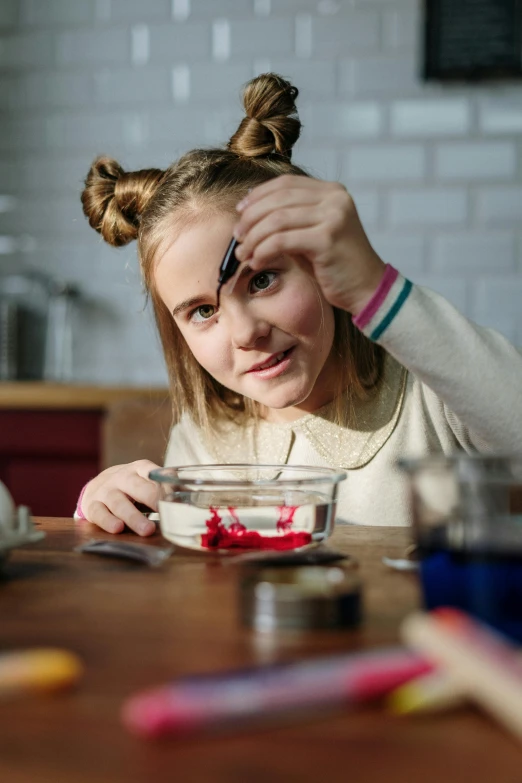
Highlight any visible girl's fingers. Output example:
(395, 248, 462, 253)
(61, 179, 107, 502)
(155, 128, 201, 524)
(120, 472, 160, 512)
(131, 460, 162, 481)
(104, 491, 157, 536)
(80, 460, 162, 533)
(238, 174, 321, 209)
(235, 206, 320, 262)
(235, 186, 322, 240)
(244, 226, 327, 269)
(88, 500, 126, 535)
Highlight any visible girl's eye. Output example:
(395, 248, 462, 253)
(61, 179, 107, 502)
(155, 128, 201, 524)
(251, 271, 276, 293)
(191, 304, 215, 323)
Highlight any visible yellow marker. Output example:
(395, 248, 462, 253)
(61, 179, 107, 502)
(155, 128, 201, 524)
(390, 648, 522, 716)
(0, 649, 83, 698)
(388, 669, 466, 714)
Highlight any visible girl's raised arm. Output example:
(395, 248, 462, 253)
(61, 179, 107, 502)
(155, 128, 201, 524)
(353, 268, 522, 454)
(234, 174, 522, 454)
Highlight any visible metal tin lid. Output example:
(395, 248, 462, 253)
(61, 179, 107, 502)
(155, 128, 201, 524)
(239, 565, 362, 632)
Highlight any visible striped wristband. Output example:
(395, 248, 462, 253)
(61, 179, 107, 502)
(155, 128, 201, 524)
(352, 264, 412, 341)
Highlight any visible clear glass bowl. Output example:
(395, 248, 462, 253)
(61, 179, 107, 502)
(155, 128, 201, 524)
(149, 464, 347, 553)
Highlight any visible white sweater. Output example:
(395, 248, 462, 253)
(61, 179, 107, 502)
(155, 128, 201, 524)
(164, 271, 522, 527)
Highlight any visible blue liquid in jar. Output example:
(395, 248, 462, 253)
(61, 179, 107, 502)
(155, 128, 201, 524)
(420, 545, 522, 642)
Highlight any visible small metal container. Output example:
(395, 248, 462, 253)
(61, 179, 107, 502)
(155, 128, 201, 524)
(239, 565, 362, 632)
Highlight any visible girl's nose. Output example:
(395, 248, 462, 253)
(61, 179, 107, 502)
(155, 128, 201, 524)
(226, 305, 271, 350)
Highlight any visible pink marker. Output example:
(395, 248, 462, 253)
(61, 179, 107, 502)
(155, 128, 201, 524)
(121, 647, 432, 738)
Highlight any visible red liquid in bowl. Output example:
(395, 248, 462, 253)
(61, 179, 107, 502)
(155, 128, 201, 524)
(201, 505, 312, 550)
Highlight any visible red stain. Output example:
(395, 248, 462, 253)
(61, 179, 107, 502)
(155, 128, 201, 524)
(276, 505, 297, 533)
(200, 505, 311, 550)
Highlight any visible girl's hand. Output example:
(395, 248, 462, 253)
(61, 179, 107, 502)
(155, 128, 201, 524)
(78, 460, 160, 536)
(233, 175, 386, 315)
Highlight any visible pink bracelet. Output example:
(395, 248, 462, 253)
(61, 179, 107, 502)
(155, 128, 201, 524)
(75, 482, 90, 520)
(352, 264, 398, 330)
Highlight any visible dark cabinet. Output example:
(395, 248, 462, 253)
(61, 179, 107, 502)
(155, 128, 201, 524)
(0, 410, 102, 517)
(0, 385, 171, 518)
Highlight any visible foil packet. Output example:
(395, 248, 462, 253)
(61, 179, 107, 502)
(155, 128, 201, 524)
(75, 539, 173, 567)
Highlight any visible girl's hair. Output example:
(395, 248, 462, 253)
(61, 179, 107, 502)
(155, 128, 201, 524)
(81, 73, 384, 433)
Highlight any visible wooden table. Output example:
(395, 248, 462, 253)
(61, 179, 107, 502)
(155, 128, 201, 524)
(0, 519, 520, 782)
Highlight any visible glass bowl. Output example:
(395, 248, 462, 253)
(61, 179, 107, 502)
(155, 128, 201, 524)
(149, 464, 347, 553)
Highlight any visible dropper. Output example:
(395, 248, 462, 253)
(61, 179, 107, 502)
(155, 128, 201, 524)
(216, 236, 240, 308)
(216, 188, 252, 307)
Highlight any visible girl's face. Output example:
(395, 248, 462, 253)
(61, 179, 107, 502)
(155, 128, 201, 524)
(154, 213, 338, 422)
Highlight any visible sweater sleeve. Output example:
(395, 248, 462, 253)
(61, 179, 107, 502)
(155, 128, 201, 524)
(352, 266, 522, 454)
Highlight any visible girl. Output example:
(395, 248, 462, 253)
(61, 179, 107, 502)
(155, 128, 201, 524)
(78, 73, 522, 536)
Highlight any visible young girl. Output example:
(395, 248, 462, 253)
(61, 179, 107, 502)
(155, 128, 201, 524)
(78, 73, 522, 537)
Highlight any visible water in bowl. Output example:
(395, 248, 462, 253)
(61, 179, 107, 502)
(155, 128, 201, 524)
(159, 489, 334, 552)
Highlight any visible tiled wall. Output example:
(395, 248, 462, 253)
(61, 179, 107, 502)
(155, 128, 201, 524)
(1, 0, 522, 384)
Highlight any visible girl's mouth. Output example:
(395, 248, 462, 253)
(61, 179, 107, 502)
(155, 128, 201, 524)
(247, 347, 295, 379)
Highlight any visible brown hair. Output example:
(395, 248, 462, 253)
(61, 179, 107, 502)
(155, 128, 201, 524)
(81, 73, 384, 434)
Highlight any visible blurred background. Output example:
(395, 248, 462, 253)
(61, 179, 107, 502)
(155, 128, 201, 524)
(1, 0, 522, 514)
(1, 0, 522, 386)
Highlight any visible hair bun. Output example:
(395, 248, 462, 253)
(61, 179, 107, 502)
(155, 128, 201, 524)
(228, 73, 301, 160)
(81, 157, 165, 247)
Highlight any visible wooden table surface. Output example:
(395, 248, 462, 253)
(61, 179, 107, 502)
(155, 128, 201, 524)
(0, 518, 520, 782)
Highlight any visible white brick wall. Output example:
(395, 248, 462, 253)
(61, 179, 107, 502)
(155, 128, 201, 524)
(432, 232, 516, 274)
(371, 233, 426, 278)
(57, 28, 131, 65)
(341, 55, 421, 95)
(0, 116, 49, 151)
(473, 278, 522, 346)
(181, 62, 253, 101)
(382, 5, 421, 49)
(228, 19, 294, 57)
(388, 188, 468, 226)
(0, 0, 19, 27)
(0, 30, 54, 67)
(0, 0, 521, 385)
(8, 71, 95, 109)
(479, 97, 522, 134)
(268, 59, 336, 97)
(46, 111, 149, 151)
(390, 99, 471, 137)
(20, 0, 96, 26)
(94, 67, 172, 105)
(303, 101, 383, 139)
(344, 144, 426, 181)
(109, 0, 171, 23)
(435, 142, 516, 181)
(477, 186, 522, 223)
(311, 11, 380, 55)
(148, 22, 211, 61)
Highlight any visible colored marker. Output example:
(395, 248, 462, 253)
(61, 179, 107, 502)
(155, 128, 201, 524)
(121, 647, 433, 738)
(0, 648, 83, 698)
(388, 669, 466, 714)
(391, 648, 522, 715)
(401, 608, 522, 740)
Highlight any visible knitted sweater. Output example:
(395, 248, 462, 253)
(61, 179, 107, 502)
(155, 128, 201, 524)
(164, 268, 522, 527)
